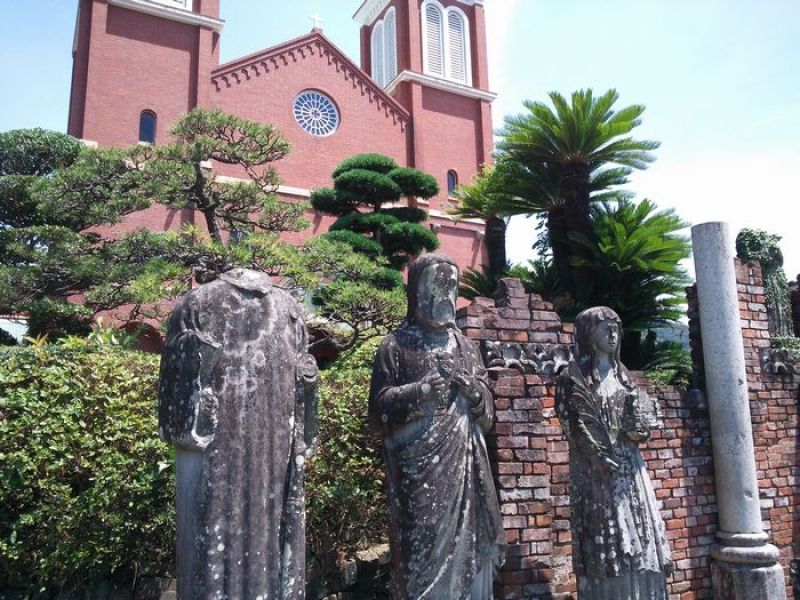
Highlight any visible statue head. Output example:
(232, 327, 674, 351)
(574, 306, 628, 382)
(406, 253, 459, 332)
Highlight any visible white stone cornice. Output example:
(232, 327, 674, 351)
(353, 0, 392, 26)
(107, 0, 225, 32)
(215, 175, 312, 199)
(354, 0, 483, 25)
(385, 70, 497, 102)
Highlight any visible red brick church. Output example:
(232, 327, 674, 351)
(67, 0, 496, 269)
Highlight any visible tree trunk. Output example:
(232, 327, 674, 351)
(562, 163, 595, 303)
(202, 207, 224, 246)
(484, 215, 507, 283)
(193, 162, 224, 246)
(547, 208, 571, 297)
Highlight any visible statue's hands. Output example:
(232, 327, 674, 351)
(452, 372, 482, 407)
(418, 371, 449, 413)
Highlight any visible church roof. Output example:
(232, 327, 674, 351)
(210, 29, 410, 129)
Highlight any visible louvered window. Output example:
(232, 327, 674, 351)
(372, 21, 385, 86)
(371, 8, 397, 88)
(421, 1, 471, 84)
(384, 9, 398, 84)
(424, 4, 444, 77)
(447, 11, 467, 82)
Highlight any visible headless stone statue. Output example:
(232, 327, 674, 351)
(556, 306, 671, 599)
(158, 268, 319, 600)
(369, 253, 505, 600)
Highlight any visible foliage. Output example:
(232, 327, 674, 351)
(450, 165, 513, 283)
(770, 335, 800, 361)
(458, 266, 498, 301)
(508, 259, 563, 302)
(0, 340, 173, 595)
(306, 338, 386, 566)
(0, 115, 306, 337)
(736, 228, 793, 336)
(0, 128, 82, 177)
(0, 333, 394, 595)
(0, 119, 404, 348)
(458, 259, 562, 304)
(495, 89, 659, 299)
(626, 331, 693, 388)
(311, 153, 440, 270)
(568, 198, 690, 330)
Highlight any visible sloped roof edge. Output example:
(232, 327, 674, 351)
(211, 29, 410, 123)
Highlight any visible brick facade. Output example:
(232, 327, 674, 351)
(67, 0, 493, 272)
(458, 263, 798, 599)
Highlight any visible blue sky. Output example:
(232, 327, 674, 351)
(2, 1, 799, 274)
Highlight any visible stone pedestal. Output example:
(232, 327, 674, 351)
(712, 562, 787, 599)
(692, 222, 786, 600)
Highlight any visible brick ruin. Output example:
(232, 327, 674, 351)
(457, 261, 800, 600)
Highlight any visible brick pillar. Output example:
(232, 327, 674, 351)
(458, 279, 577, 599)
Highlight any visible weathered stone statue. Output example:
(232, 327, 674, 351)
(369, 253, 505, 599)
(158, 268, 319, 600)
(556, 306, 671, 599)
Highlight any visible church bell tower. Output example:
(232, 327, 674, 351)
(355, 0, 496, 209)
(68, 0, 224, 147)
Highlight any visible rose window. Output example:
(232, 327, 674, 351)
(293, 90, 339, 137)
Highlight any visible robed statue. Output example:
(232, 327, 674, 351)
(158, 268, 319, 600)
(556, 306, 672, 599)
(369, 253, 505, 599)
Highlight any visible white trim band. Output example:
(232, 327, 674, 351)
(354, 0, 482, 25)
(385, 70, 496, 102)
(107, 0, 225, 32)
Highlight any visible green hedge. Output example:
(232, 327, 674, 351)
(0, 337, 387, 595)
(0, 340, 174, 595)
(307, 339, 387, 563)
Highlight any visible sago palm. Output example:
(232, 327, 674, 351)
(450, 165, 514, 284)
(496, 89, 659, 299)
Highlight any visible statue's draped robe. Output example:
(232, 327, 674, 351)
(158, 270, 317, 600)
(556, 361, 671, 600)
(369, 325, 505, 600)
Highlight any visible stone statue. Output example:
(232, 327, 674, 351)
(369, 253, 505, 600)
(555, 306, 671, 599)
(158, 268, 319, 600)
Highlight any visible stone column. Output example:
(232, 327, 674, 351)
(692, 222, 786, 599)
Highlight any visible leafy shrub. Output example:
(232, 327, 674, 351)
(0, 339, 174, 595)
(387, 167, 439, 198)
(0, 334, 391, 595)
(0, 129, 82, 177)
(306, 339, 387, 566)
(332, 153, 397, 178)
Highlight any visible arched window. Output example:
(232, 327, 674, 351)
(371, 8, 397, 87)
(371, 21, 385, 86)
(422, 2, 445, 77)
(384, 8, 397, 83)
(447, 11, 467, 82)
(138, 110, 157, 144)
(447, 170, 458, 196)
(421, 1, 471, 84)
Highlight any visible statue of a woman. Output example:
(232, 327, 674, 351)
(556, 306, 671, 599)
(369, 253, 505, 599)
